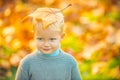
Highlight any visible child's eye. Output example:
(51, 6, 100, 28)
(50, 38, 56, 41)
(37, 38, 43, 40)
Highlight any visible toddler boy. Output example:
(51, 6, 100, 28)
(15, 7, 82, 80)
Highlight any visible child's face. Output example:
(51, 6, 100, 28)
(35, 26, 64, 54)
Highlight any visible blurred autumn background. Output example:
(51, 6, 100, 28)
(0, 0, 120, 80)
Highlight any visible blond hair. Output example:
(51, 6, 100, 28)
(29, 8, 64, 33)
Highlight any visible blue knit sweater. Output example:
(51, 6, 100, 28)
(15, 49, 82, 80)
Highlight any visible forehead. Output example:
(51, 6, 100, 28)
(35, 26, 60, 37)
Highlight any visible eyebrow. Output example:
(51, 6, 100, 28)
(36, 36, 57, 38)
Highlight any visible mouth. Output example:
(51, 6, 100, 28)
(43, 48, 50, 51)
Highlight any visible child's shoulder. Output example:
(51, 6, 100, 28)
(20, 51, 37, 65)
(61, 50, 77, 63)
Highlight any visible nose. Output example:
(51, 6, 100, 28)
(43, 41, 50, 47)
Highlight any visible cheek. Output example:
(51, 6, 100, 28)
(36, 41, 42, 47)
(51, 41, 60, 47)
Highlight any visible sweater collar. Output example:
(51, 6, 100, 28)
(38, 48, 60, 57)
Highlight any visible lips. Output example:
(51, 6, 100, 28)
(43, 48, 50, 51)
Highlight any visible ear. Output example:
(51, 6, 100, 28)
(60, 32, 65, 39)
